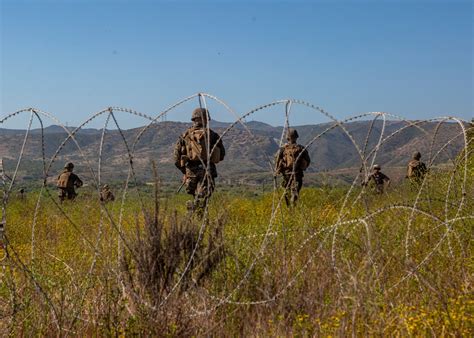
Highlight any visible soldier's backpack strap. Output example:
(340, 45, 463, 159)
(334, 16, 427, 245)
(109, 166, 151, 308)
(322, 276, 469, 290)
(178, 130, 191, 166)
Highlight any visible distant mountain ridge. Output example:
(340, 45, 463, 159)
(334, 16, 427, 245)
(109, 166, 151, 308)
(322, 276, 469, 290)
(0, 119, 467, 184)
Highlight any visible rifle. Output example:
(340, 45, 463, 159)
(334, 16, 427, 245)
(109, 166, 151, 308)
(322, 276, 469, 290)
(176, 181, 186, 193)
(177, 173, 187, 193)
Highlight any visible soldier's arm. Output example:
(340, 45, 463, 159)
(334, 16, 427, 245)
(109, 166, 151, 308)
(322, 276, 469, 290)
(75, 175, 83, 188)
(216, 133, 226, 161)
(421, 162, 428, 173)
(173, 137, 186, 174)
(211, 131, 225, 161)
(219, 139, 225, 161)
(274, 148, 284, 175)
(302, 148, 311, 166)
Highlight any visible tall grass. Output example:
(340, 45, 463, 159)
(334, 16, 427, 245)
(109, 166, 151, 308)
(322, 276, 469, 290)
(0, 170, 472, 335)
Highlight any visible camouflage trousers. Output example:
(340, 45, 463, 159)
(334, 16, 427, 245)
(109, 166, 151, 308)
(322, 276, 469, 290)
(281, 173, 303, 206)
(185, 166, 215, 213)
(408, 176, 424, 187)
(58, 188, 77, 202)
(374, 184, 384, 194)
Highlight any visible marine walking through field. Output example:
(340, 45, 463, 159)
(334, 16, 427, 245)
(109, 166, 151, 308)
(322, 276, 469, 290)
(57, 162, 83, 202)
(275, 128, 311, 207)
(363, 164, 390, 194)
(173, 108, 225, 215)
(406, 151, 427, 185)
(100, 184, 115, 202)
(5, 103, 464, 213)
(18, 188, 26, 200)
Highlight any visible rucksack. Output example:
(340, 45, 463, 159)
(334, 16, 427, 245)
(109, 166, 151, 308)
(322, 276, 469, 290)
(283, 144, 308, 171)
(184, 129, 221, 164)
(57, 172, 73, 189)
(407, 160, 424, 178)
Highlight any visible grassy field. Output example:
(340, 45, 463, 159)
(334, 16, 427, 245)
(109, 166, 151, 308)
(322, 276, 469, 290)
(0, 168, 472, 336)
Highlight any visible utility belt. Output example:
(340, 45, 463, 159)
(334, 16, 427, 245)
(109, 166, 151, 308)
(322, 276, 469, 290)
(184, 159, 218, 178)
(282, 170, 304, 177)
(181, 155, 207, 169)
(185, 160, 206, 170)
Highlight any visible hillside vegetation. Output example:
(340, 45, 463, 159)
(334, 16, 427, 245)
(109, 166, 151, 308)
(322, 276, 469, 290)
(0, 119, 466, 184)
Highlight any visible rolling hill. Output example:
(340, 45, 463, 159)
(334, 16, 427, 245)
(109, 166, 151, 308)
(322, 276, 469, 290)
(0, 119, 468, 186)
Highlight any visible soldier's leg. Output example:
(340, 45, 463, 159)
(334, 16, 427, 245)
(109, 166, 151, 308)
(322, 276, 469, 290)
(195, 170, 213, 216)
(185, 167, 206, 214)
(185, 168, 198, 197)
(287, 175, 296, 206)
(67, 189, 77, 200)
(198, 173, 215, 199)
(408, 178, 418, 192)
(185, 177, 198, 196)
(185, 175, 198, 212)
(58, 188, 66, 203)
(291, 176, 303, 205)
(281, 174, 291, 207)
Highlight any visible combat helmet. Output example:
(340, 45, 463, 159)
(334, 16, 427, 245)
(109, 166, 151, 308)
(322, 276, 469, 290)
(412, 151, 421, 160)
(64, 162, 74, 170)
(191, 108, 210, 122)
(287, 128, 299, 140)
(373, 164, 381, 170)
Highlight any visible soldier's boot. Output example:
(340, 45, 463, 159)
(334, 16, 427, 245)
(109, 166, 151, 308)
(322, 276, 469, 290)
(290, 193, 298, 208)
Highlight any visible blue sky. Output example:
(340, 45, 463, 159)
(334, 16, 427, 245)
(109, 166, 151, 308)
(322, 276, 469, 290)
(1, 0, 472, 129)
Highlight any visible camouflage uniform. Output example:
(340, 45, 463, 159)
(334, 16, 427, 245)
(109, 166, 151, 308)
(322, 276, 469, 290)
(19, 188, 26, 200)
(275, 129, 311, 206)
(406, 152, 427, 185)
(57, 163, 83, 202)
(100, 185, 115, 202)
(364, 165, 390, 194)
(174, 108, 225, 211)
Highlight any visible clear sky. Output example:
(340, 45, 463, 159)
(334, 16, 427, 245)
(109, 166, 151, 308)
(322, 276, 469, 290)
(1, 0, 472, 129)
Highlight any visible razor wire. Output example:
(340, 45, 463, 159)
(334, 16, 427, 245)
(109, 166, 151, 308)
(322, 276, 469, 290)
(0, 94, 472, 330)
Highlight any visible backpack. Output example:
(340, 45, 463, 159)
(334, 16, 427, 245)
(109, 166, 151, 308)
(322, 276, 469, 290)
(184, 129, 221, 164)
(283, 144, 308, 171)
(57, 171, 73, 189)
(407, 160, 424, 178)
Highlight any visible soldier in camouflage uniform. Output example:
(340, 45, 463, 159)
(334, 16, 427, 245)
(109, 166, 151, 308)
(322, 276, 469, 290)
(275, 129, 311, 207)
(406, 151, 427, 184)
(100, 184, 115, 202)
(18, 188, 26, 200)
(363, 164, 390, 194)
(174, 108, 225, 213)
(57, 162, 83, 202)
